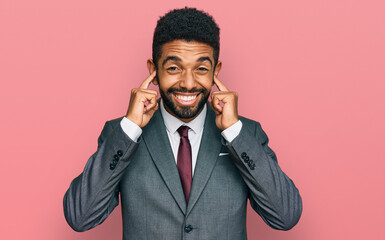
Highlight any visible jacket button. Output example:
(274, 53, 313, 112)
(248, 160, 255, 169)
(114, 154, 119, 161)
(241, 152, 247, 159)
(109, 163, 116, 170)
(184, 225, 193, 233)
(243, 156, 250, 163)
(117, 150, 123, 157)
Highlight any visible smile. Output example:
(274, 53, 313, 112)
(173, 93, 200, 105)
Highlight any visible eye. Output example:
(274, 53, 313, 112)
(167, 66, 179, 72)
(197, 67, 209, 72)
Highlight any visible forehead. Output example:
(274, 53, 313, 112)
(160, 40, 214, 62)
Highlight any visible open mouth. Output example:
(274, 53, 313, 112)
(173, 92, 200, 105)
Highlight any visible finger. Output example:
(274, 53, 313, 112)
(139, 71, 157, 89)
(137, 89, 158, 96)
(213, 91, 238, 104)
(211, 91, 227, 98)
(133, 89, 157, 103)
(214, 75, 229, 92)
(143, 93, 158, 112)
(145, 101, 159, 115)
(132, 88, 158, 95)
(210, 101, 221, 115)
(211, 94, 223, 114)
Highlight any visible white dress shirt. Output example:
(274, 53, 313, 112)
(120, 99, 242, 175)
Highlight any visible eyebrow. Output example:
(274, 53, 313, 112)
(161, 56, 213, 67)
(162, 56, 182, 67)
(197, 56, 213, 67)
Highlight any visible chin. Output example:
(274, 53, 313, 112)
(163, 96, 208, 120)
(160, 85, 210, 120)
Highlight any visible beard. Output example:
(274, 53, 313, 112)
(160, 85, 210, 120)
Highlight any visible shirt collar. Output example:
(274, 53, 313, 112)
(160, 98, 206, 135)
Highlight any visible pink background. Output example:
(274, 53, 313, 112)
(1, 0, 384, 239)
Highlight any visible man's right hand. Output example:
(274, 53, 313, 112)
(125, 71, 159, 128)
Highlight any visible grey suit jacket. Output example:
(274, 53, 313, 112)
(64, 105, 302, 239)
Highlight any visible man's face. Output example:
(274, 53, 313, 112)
(152, 40, 221, 122)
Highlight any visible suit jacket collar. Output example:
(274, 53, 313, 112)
(141, 103, 222, 216)
(186, 105, 222, 215)
(142, 108, 187, 214)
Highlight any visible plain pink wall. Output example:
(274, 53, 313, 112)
(1, 0, 384, 239)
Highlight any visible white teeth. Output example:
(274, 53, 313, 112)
(176, 95, 197, 101)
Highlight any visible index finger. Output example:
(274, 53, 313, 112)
(139, 71, 157, 89)
(214, 75, 229, 92)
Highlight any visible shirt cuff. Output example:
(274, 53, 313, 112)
(120, 117, 142, 142)
(221, 120, 242, 143)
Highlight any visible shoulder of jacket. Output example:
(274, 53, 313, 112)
(238, 115, 261, 129)
(104, 116, 124, 129)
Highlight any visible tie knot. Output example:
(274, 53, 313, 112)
(177, 125, 190, 138)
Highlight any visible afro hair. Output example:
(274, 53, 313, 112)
(152, 7, 220, 69)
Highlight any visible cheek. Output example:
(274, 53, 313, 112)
(158, 74, 177, 88)
(195, 75, 214, 89)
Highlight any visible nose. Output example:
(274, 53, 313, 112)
(179, 70, 197, 90)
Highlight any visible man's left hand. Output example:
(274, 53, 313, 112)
(211, 75, 239, 130)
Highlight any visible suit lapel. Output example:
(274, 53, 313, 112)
(142, 109, 187, 214)
(186, 106, 222, 215)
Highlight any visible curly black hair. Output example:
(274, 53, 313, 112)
(152, 7, 220, 69)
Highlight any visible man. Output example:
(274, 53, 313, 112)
(64, 7, 302, 239)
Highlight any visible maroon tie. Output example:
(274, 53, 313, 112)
(177, 126, 192, 203)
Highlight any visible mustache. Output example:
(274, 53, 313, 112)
(166, 87, 207, 95)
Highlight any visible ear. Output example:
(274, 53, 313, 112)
(213, 61, 222, 84)
(147, 59, 158, 85)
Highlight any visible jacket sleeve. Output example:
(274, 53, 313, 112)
(63, 119, 139, 232)
(225, 119, 302, 230)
